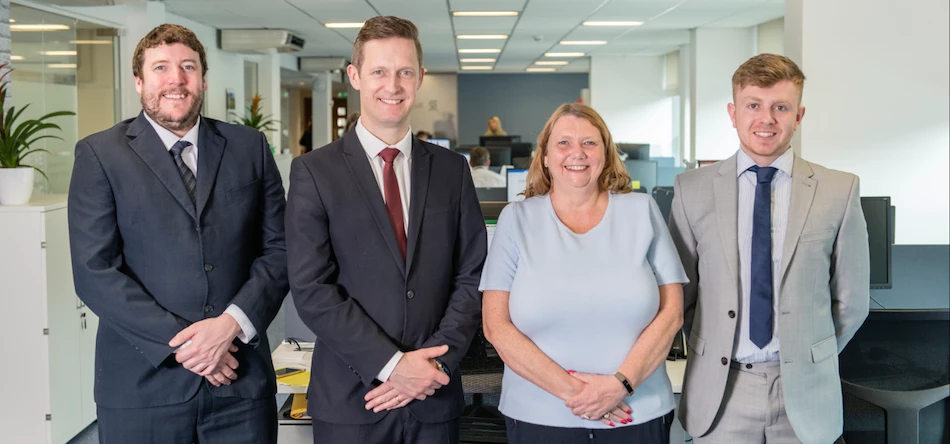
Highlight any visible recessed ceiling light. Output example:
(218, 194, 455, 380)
(461, 66, 493, 71)
(70, 40, 112, 45)
(10, 55, 24, 61)
(41, 50, 77, 56)
(534, 61, 569, 66)
(559, 40, 607, 45)
(457, 35, 508, 40)
(460, 58, 497, 63)
(458, 48, 502, 54)
(11, 24, 70, 31)
(582, 21, 643, 27)
(526, 68, 556, 72)
(325, 22, 364, 29)
(452, 11, 518, 17)
(544, 52, 585, 57)
(47, 63, 77, 69)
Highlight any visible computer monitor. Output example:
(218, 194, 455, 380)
(487, 146, 511, 167)
(509, 142, 532, 158)
(616, 143, 650, 160)
(861, 197, 895, 289)
(506, 169, 527, 202)
(480, 135, 521, 146)
(427, 138, 451, 149)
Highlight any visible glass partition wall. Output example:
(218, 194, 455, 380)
(10, 4, 118, 195)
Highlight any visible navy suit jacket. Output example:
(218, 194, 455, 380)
(286, 130, 486, 424)
(68, 112, 289, 408)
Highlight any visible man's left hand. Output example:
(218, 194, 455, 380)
(169, 314, 242, 376)
(364, 381, 415, 413)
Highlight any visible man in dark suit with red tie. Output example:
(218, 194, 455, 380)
(285, 15, 486, 444)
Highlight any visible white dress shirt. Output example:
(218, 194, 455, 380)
(142, 113, 258, 349)
(354, 119, 413, 381)
(734, 147, 794, 363)
(471, 166, 506, 188)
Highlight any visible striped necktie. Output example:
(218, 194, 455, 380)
(169, 140, 197, 204)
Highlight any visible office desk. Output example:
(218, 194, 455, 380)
(272, 343, 690, 443)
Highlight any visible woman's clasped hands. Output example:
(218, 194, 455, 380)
(565, 370, 633, 427)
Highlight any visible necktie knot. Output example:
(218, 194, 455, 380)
(171, 140, 192, 157)
(379, 147, 400, 164)
(748, 165, 778, 184)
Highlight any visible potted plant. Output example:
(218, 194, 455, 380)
(231, 93, 277, 132)
(0, 63, 76, 205)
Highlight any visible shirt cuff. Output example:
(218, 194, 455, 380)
(224, 304, 257, 344)
(376, 351, 404, 382)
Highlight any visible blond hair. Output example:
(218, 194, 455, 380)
(732, 54, 806, 102)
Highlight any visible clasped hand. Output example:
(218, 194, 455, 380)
(169, 314, 242, 387)
(565, 371, 633, 426)
(363, 345, 450, 413)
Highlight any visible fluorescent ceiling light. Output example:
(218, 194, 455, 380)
(452, 11, 518, 17)
(534, 61, 569, 66)
(544, 52, 585, 57)
(10, 55, 24, 61)
(461, 66, 493, 71)
(460, 58, 496, 63)
(458, 48, 502, 54)
(457, 35, 508, 40)
(325, 22, 364, 29)
(70, 40, 112, 45)
(11, 24, 70, 31)
(582, 21, 643, 27)
(47, 63, 77, 69)
(559, 40, 607, 45)
(526, 68, 556, 72)
(41, 50, 77, 56)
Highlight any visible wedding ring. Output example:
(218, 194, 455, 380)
(582, 414, 591, 420)
(604, 413, 611, 419)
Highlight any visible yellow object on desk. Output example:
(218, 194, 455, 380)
(277, 370, 311, 387)
(290, 394, 311, 420)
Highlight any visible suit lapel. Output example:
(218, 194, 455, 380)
(713, 155, 740, 287)
(405, 139, 431, 269)
(342, 132, 406, 276)
(126, 112, 197, 221)
(195, 117, 225, 218)
(780, 156, 817, 282)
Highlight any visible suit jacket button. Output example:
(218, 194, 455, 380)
(406, 290, 415, 299)
(204, 263, 214, 272)
(728, 310, 736, 318)
(721, 357, 728, 365)
(204, 305, 214, 313)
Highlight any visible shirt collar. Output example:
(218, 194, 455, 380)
(736, 146, 794, 178)
(143, 112, 200, 152)
(355, 118, 413, 160)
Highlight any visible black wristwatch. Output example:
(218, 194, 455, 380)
(614, 371, 635, 396)
(433, 358, 451, 377)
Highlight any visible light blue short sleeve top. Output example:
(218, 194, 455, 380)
(479, 192, 688, 428)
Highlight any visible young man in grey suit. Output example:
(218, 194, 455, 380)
(285, 16, 486, 444)
(669, 54, 870, 444)
(68, 24, 288, 443)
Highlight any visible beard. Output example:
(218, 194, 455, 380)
(141, 87, 203, 133)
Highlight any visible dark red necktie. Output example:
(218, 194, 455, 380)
(378, 148, 406, 261)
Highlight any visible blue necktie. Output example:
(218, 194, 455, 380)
(169, 140, 197, 205)
(749, 165, 778, 349)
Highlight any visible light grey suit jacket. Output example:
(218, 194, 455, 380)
(669, 153, 869, 444)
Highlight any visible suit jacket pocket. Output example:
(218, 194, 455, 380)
(811, 334, 837, 363)
(799, 229, 836, 243)
(226, 180, 259, 204)
(688, 330, 706, 356)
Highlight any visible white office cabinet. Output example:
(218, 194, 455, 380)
(0, 195, 98, 444)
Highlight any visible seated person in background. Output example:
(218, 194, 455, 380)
(484, 116, 507, 136)
(469, 146, 506, 188)
(415, 130, 433, 141)
(479, 103, 688, 443)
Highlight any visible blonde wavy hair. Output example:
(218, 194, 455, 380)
(524, 103, 632, 198)
(484, 116, 507, 136)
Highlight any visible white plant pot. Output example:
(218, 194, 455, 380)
(0, 167, 36, 205)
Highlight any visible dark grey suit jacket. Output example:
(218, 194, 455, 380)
(68, 112, 289, 408)
(286, 130, 486, 424)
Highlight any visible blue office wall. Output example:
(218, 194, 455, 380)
(457, 73, 589, 147)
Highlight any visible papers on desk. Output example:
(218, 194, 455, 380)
(276, 370, 311, 387)
(273, 341, 313, 371)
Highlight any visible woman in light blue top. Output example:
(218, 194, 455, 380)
(480, 103, 688, 443)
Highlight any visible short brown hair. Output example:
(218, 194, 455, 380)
(133, 24, 207, 78)
(469, 146, 490, 167)
(351, 16, 423, 71)
(524, 103, 632, 198)
(732, 54, 805, 102)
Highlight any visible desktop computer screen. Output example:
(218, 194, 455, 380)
(506, 169, 527, 202)
(487, 146, 512, 167)
(480, 135, 521, 146)
(427, 138, 451, 149)
(861, 197, 895, 289)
